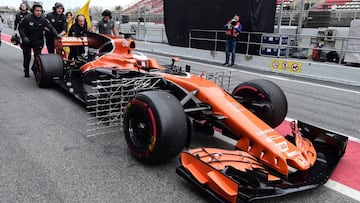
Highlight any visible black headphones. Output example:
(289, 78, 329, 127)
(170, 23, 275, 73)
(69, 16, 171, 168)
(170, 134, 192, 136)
(52, 2, 65, 12)
(75, 14, 88, 30)
(30, 2, 43, 13)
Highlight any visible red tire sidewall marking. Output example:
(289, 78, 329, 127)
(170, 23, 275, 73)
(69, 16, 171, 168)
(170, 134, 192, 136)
(127, 98, 157, 158)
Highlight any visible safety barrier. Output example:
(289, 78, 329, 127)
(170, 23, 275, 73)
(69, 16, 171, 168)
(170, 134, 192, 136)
(188, 29, 360, 65)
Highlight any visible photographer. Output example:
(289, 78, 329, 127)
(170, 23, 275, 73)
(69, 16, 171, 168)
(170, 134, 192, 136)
(223, 14, 242, 67)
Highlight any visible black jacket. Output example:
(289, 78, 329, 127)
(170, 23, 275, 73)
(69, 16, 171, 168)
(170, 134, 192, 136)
(14, 11, 30, 30)
(68, 23, 88, 60)
(18, 14, 58, 45)
(45, 12, 67, 35)
(68, 23, 87, 37)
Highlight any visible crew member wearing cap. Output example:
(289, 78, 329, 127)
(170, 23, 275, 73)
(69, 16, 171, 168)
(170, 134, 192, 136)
(91, 9, 118, 36)
(45, 2, 67, 53)
(18, 3, 60, 77)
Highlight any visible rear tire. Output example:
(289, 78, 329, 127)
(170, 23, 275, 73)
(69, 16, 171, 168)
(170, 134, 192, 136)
(123, 91, 188, 163)
(33, 54, 63, 88)
(232, 79, 287, 128)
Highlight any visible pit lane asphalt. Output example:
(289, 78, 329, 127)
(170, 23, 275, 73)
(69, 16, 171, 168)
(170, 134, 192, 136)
(0, 40, 359, 203)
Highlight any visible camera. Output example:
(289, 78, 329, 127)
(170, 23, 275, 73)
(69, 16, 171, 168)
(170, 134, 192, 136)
(11, 34, 21, 45)
(231, 19, 237, 26)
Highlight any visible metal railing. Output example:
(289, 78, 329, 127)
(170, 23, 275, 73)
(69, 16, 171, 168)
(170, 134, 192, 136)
(275, 9, 360, 27)
(132, 25, 168, 43)
(188, 28, 360, 64)
(118, 24, 168, 43)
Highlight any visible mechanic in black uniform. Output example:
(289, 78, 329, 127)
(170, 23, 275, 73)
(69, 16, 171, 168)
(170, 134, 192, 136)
(68, 14, 88, 61)
(18, 3, 60, 78)
(14, 3, 30, 36)
(91, 9, 118, 36)
(45, 2, 67, 53)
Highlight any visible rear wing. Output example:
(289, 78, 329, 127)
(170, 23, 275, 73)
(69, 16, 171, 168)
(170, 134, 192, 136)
(55, 37, 89, 47)
(55, 33, 113, 60)
(55, 32, 114, 50)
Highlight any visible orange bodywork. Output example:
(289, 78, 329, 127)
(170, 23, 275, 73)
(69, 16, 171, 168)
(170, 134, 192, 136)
(46, 33, 348, 202)
(57, 34, 317, 176)
(158, 73, 317, 176)
(79, 37, 164, 73)
(180, 148, 282, 203)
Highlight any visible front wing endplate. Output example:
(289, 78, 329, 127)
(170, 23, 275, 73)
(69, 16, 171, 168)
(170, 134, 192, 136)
(177, 121, 348, 202)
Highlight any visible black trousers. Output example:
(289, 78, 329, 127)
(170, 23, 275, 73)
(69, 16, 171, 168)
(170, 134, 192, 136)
(45, 34, 55, 54)
(22, 43, 43, 75)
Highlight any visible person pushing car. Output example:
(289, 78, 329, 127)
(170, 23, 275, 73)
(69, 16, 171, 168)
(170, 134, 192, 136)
(18, 3, 60, 78)
(68, 14, 88, 61)
(45, 2, 67, 53)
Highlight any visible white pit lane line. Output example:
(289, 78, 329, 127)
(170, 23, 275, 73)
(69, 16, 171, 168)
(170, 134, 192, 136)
(325, 180, 360, 201)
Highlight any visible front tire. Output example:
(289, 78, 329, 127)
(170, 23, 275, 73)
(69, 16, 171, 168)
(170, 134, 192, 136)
(33, 54, 63, 88)
(123, 91, 188, 163)
(232, 79, 287, 128)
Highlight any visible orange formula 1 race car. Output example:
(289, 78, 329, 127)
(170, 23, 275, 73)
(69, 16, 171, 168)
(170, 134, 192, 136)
(32, 32, 348, 202)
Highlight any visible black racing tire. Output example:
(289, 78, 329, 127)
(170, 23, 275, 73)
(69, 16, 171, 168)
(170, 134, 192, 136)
(33, 54, 63, 88)
(123, 91, 188, 164)
(231, 79, 287, 128)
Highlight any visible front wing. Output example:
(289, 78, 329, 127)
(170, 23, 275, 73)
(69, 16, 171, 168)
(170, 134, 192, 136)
(176, 121, 348, 203)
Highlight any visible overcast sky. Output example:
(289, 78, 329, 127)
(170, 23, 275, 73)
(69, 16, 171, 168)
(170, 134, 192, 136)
(0, 0, 137, 11)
